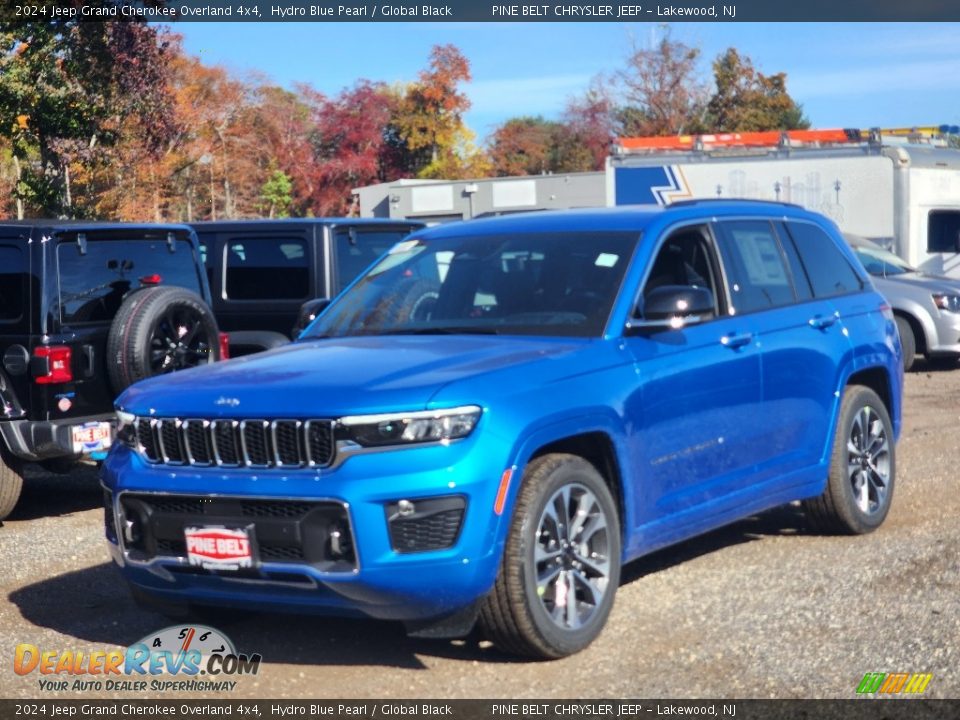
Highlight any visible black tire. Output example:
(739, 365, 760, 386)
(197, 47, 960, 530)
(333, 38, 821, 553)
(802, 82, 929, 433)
(895, 315, 916, 372)
(0, 449, 25, 520)
(107, 286, 220, 395)
(804, 385, 895, 535)
(480, 454, 621, 659)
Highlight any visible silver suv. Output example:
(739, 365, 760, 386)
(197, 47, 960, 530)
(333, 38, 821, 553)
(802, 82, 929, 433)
(848, 234, 960, 370)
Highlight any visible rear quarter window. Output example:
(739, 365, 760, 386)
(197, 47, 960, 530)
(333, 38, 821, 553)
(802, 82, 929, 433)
(715, 220, 795, 314)
(0, 243, 26, 322)
(785, 222, 864, 298)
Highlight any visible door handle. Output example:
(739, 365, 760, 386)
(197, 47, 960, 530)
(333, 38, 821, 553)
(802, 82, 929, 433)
(809, 314, 838, 330)
(721, 332, 753, 349)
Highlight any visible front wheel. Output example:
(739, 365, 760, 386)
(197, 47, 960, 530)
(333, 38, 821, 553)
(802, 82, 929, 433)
(480, 454, 620, 659)
(804, 385, 895, 534)
(895, 316, 916, 371)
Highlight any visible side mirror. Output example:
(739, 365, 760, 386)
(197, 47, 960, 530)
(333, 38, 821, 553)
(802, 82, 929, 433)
(627, 285, 715, 334)
(292, 297, 331, 338)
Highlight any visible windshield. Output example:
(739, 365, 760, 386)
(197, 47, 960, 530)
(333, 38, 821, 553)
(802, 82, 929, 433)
(304, 231, 639, 339)
(853, 244, 914, 277)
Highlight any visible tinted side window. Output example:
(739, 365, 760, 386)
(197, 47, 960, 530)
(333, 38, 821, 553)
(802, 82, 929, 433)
(0, 244, 25, 322)
(785, 222, 863, 298)
(642, 225, 720, 316)
(774, 222, 814, 301)
(715, 220, 795, 314)
(58, 239, 202, 324)
(225, 237, 309, 300)
(928, 210, 960, 253)
(334, 229, 416, 290)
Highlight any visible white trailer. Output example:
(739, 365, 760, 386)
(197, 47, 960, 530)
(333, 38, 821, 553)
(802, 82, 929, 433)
(606, 131, 960, 277)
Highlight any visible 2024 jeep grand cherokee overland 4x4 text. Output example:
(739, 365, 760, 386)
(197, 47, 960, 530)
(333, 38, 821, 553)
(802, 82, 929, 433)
(0, 222, 223, 519)
(103, 201, 903, 659)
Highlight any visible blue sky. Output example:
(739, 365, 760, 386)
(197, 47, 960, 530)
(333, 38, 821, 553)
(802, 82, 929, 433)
(175, 22, 960, 141)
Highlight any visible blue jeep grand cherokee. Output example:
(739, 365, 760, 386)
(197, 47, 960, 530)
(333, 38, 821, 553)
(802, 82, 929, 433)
(103, 201, 902, 658)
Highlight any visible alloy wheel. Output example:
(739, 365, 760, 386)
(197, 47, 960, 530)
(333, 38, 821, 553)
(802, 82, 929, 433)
(533, 483, 612, 630)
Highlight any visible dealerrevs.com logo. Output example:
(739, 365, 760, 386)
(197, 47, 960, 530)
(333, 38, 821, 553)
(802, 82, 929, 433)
(14, 625, 261, 692)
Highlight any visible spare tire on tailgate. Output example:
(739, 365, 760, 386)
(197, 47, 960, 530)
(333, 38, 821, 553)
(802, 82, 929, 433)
(107, 286, 221, 395)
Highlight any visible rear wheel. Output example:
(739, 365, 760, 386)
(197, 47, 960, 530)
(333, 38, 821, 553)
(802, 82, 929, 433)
(480, 454, 620, 659)
(0, 449, 25, 520)
(804, 385, 895, 534)
(895, 316, 916, 371)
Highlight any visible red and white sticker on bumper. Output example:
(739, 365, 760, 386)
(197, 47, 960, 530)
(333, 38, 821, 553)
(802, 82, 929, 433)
(184, 527, 254, 570)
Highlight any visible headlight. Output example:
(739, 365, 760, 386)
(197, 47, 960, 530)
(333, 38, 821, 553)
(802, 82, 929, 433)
(337, 405, 482, 448)
(116, 409, 137, 449)
(932, 293, 960, 312)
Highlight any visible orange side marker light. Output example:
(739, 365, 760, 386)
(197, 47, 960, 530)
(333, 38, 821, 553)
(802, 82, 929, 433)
(494, 468, 514, 516)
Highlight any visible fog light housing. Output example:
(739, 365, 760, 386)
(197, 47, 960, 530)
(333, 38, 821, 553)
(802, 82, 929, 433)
(385, 496, 466, 553)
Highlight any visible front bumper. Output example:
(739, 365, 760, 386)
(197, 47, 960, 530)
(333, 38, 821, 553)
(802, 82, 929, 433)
(101, 437, 510, 622)
(927, 311, 960, 357)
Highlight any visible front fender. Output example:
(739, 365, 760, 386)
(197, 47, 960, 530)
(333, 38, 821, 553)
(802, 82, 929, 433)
(489, 410, 633, 563)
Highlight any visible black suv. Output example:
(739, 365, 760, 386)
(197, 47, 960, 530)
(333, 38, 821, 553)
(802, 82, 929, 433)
(191, 219, 424, 353)
(0, 222, 222, 519)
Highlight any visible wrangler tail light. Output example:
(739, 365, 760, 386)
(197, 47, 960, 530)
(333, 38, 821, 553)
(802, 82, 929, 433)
(34, 346, 73, 384)
(218, 332, 230, 361)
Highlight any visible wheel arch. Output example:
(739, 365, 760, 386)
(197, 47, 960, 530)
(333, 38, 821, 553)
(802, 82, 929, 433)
(502, 415, 633, 552)
(530, 432, 626, 543)
(846, 366, 894, 419)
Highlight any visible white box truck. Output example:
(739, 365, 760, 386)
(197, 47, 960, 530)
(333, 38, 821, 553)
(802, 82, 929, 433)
(606, 129, 960, 277)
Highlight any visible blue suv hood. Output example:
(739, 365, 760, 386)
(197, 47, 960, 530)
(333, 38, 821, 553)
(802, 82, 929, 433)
(118, 335, 590, 417)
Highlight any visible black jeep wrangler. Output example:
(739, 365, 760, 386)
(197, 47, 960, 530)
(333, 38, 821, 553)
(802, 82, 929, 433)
(0, 222, 222, 519)
(191, 219, 424, 353)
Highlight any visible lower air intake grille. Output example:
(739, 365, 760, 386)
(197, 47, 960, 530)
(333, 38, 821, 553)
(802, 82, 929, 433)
(119, 493, 356, 573)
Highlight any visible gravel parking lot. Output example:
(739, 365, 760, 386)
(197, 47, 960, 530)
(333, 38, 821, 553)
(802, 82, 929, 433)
(1, 365, 957, 700)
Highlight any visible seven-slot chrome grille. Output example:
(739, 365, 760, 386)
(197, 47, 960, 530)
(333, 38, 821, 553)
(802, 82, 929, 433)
(133, 417, 335, 468)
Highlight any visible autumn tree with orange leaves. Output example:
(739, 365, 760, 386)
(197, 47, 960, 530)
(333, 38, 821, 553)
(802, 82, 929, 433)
(392, 44, 488, 179)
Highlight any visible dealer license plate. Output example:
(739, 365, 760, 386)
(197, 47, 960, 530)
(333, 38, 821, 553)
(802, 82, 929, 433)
(184, 526, 254, 570)
(71, 421, 113, 454)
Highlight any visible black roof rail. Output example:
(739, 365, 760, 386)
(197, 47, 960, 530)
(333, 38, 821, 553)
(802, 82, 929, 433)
(667, 198, 805, 210)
